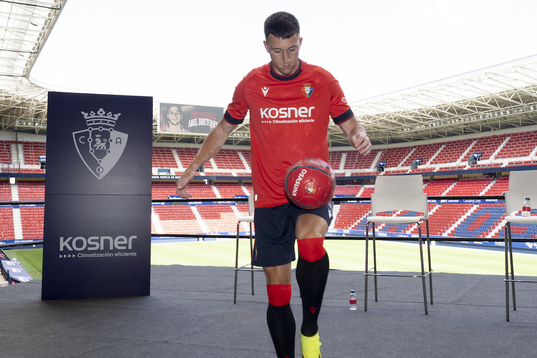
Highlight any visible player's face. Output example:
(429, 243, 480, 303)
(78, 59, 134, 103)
(167, 106, 182, 125)
(264, 33, 302, 76)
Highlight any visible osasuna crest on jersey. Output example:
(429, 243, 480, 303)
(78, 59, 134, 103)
(72, 108, 128, 180)
(301, 83, 314, 98)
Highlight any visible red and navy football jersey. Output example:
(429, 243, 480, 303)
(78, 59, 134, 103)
(225, 60, 353, 208)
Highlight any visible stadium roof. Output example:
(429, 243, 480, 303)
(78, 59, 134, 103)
(2, 0, 537, 147)
(0, 0, 65, 135)
(347, 58, 537, 145)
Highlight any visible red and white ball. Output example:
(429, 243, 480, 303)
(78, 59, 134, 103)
(284, 157, 336, 209)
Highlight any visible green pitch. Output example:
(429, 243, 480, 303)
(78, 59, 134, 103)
(6, 240, 537, 280)
(6, 248, 43, 279)
(150, 239, 537, 277)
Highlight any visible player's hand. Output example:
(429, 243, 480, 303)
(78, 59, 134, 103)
(349, 131, 372, 156)
(176, 170, 194, 199)
(337, 116, 372, 156)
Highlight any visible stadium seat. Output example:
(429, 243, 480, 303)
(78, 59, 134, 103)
(364, 174, 433, 314)
(234, 191, 261, 303)
(503, 170, 537, 321)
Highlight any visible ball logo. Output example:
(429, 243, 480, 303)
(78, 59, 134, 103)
(72, 108, 128, 180)
(304, 183, 317, 194)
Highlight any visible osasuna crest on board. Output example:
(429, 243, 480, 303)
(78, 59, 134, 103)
(72, 108, 128, 180)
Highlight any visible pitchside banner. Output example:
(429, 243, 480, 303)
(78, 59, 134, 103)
(42, 92, 152, 300)
(158, 102, 223, 134)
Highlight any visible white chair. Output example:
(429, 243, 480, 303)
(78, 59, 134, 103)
(233, 192, 261, 303)
(364, 174, 433, 314)
(504, 170, 537, 321)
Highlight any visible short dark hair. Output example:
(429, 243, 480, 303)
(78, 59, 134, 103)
(264, 12, 300, 40)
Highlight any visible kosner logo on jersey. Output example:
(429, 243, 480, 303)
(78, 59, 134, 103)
(260, 106, 315, 119)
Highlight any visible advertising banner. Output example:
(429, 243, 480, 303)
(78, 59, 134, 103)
(1, 259, 33, 283)
(158, 103, 223, 135)
(42, 92, 153, 300)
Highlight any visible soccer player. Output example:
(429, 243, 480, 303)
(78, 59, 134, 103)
(176, 11, 371, 358)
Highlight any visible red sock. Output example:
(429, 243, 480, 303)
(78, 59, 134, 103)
(266, 284, 292, 307)
(297, 237, 326, 262)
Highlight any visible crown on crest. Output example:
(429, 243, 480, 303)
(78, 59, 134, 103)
(81, 108, 121, 127)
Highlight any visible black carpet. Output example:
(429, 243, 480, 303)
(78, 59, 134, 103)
(1, 265, 537, 357)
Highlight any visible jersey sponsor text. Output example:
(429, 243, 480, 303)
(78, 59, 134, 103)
(260, 106, 315, 119)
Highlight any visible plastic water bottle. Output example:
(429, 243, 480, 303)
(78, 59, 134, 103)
(349, 290, 357, 311)
(522, 198, 531, 217)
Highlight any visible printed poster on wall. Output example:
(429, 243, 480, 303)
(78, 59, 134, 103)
(158, 103, 223, 135)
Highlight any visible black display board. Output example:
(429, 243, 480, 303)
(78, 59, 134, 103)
(42, 92, 153, 300)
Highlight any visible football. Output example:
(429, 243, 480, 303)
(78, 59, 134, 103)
(284, 157, 336, 209)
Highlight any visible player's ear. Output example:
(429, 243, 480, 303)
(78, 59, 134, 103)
(263, 40, 269, 52)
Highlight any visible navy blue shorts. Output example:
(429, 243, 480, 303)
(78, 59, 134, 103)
(252, 202, 333, 267)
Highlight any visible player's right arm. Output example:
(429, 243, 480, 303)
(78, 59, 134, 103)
(338, 116, 372, 156)
(176, 119, 236, 198)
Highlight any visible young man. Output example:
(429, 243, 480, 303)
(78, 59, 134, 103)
(176, 11, 371, 358)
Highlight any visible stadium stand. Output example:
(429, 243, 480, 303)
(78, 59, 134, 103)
(3, 127, 537, 176)
(401, 142, 444, 167)
(444, 177, 494, 196)
(497, 210, 537, 240)
(0, 174, 524, 241)
(333, 202, 371, 231)
(383, 168, 408, 175)
(196, 204, 238, 232)
(212, 149, 245, 170)
(152, 147, 179, 169)
(496, 131, 537, 159)
(423, 178, 458, 196)
(334, 184, 361, 196)
(236, 202, 249, 215)
(185, 182, 217, 198)
(0, 141, 12, 164)
(345, 148, 379, 171)
(329, 151, 343, 171)
(151, 181, 177, 200)
(435, 165, 467, 172)
(213, 182, 248, 197)
(461, 134, 508, 162)
(453, 203, 505, 238)
(3, 128, 537, 242)
(239, 150, 252, 170)
(22, 142, 46, 165)
(176, 147, 213, 172)
(378, 146, 413, 168)
(0, 207, 15, 241)
(19, 206, 44, 240)
(358, 186, 375, 198)
(430, 138, 475, 165)
(0, 180, 11, 201)
(17, 181, 45, 201)
(483, 176, 509, 195)
(153, 205, 202, 234)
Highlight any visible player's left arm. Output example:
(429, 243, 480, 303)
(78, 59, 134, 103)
(337, 116, 372, 156)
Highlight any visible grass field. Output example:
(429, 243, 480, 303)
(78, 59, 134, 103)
(151, 239, 537, 276)
(8, 239, 536, 280)
(7, 247, 44, 279)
